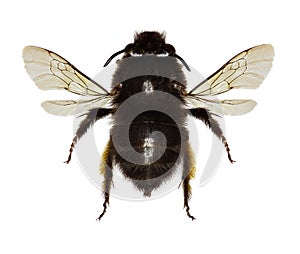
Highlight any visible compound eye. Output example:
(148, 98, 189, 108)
(132, 48, 144, 55)
(137, 48, 144, 54)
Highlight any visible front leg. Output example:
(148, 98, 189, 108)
(189, 108, 235, 163)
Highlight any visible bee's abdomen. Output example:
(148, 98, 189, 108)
(111, 111, 188, 196)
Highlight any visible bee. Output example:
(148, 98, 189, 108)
(23, 31, 274, 220)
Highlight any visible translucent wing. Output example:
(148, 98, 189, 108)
(186, 98, 257, 115)
(41, 98, 112, 116)
(23, 46, 113, 115)
(186, 44, 274, 115)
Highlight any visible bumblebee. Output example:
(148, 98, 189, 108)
(23, 31, 274, 220)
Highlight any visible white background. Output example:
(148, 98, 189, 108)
(1, 0, 299, 253)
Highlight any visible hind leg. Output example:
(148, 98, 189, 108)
(182, 142, 197, 220)
(96, 139, 114, 221)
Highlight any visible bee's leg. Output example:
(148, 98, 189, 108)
(182, 142, 196, 220)
(65, 108, 112, 164)
(189, 108, 235, 163)
(97, 140, 114, 221)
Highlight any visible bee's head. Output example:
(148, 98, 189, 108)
(104, 31, 190, 71)
(128, 31, 173, 55)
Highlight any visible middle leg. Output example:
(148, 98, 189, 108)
(189, 108, 235, 163)
(97, 139, 114, 221)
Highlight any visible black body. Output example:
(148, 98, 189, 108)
(110, 50, 188, 195)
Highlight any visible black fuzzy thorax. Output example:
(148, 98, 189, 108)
(109, 55, 189, 196)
